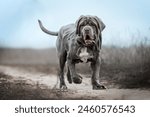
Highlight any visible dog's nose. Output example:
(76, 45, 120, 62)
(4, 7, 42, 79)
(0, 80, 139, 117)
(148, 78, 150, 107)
(85, 30, 89, 34)
(84, 28, 90, 33)
(84, 26, 91, 32)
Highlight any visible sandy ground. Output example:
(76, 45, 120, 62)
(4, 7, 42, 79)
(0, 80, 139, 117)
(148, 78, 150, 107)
(0, 65, 150, 100)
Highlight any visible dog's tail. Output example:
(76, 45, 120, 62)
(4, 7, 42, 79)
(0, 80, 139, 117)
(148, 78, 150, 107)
(38, 20, 58, 36)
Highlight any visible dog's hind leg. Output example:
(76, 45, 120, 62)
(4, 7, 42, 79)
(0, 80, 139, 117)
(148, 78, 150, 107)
(58, 51, 67, 91)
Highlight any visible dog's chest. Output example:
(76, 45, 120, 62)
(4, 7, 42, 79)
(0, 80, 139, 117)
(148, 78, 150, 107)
(78, 47, 93, 63)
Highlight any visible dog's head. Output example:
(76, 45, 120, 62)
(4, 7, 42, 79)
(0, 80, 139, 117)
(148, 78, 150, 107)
(76, 15, 105, 46)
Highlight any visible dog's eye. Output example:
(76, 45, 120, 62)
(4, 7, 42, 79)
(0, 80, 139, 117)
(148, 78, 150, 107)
(80, 25, 84, 29)
(88, 21, 92, 25)
(80, 22, 86, 26)
(91, 25, 96, 29)
(80, 24, 85, 29)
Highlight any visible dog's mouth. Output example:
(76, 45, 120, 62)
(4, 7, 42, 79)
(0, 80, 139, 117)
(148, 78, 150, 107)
(85, 35, 91, 40)
(84, 35, 95, 46)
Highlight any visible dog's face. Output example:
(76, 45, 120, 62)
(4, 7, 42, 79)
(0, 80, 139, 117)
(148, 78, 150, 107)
(76, 15, 105, 46)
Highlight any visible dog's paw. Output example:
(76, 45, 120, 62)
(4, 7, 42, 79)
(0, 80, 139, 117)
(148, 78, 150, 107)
(73, 75, 82, 84)
(60, 85, 68, 92)
(68, 79, 72, 84)
(92, 84, 106, 90)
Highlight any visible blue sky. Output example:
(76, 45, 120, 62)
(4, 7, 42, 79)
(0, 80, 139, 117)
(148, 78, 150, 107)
(0, 0, 150, 48)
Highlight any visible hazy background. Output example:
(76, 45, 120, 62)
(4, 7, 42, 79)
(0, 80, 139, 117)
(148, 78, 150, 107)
(0, 0, 150, 99)
(0, 0, 150, 48)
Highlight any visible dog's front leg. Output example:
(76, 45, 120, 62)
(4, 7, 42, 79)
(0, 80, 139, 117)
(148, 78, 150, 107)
(67, 58, 82, 84)
(91, 55, 106, 90)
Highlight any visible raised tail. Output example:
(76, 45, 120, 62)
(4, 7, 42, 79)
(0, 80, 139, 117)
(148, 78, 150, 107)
(38, 20, 58, 36)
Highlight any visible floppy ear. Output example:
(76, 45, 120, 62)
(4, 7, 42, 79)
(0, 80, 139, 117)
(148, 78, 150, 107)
(75, 15, 84, 35)
(94, 16, 106, 32)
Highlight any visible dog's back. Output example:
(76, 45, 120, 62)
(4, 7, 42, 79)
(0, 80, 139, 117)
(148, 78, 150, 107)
(56, 24, 76, 53)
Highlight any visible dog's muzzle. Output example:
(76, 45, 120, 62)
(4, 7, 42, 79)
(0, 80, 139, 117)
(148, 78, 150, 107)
(82, 26, 95, 46)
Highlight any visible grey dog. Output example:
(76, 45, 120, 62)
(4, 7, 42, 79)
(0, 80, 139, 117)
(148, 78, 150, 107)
(38, 15, 106, 90)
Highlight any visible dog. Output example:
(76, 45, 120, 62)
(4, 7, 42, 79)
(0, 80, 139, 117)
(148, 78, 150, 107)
(38, 15, 106, 90)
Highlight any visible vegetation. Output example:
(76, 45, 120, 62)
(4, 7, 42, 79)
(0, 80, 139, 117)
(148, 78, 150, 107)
(0, 35, 150, 89)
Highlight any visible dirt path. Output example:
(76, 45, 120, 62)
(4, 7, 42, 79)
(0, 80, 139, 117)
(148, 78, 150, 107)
(0, 65, 150, 100)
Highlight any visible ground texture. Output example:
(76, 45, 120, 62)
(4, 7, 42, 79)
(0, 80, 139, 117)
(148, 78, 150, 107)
(0, 65, 150, 100)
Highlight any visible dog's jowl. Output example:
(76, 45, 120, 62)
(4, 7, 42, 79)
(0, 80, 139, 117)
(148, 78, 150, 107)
(38, 15, 106, 90)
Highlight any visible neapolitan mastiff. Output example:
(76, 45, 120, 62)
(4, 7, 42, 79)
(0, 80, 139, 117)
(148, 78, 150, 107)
(38, 15, 106, 90)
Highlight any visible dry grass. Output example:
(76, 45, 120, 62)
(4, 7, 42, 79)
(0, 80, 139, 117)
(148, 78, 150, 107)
(100, 40, 150, 88)
(0, 39, 150, 89)
(0, 40, 150, 99)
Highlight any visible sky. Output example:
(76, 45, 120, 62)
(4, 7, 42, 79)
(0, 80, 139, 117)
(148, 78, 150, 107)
(0, 0, 150, 48)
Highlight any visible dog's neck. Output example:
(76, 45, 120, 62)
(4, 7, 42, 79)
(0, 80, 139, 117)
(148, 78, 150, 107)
(75, 36, 100, 63)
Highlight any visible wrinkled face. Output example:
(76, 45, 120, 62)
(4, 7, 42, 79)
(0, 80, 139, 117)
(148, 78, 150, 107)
(76, 16, 101, 46)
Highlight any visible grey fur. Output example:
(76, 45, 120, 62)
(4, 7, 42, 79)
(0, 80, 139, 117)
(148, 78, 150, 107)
(38, 15, 106, 90)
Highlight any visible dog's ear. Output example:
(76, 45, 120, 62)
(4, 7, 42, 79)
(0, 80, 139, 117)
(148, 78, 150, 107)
(75, 15, 84, 35)
(94, 16, 106, 32)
